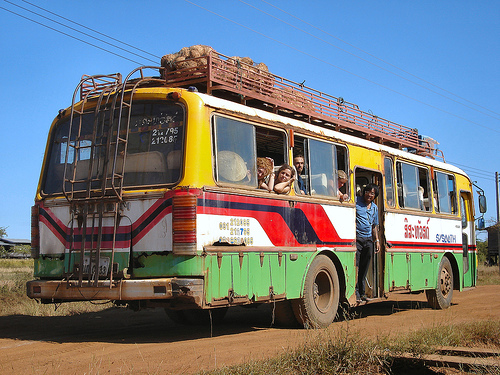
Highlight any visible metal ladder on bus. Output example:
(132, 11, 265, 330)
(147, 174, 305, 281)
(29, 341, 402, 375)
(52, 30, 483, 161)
(63, 73, 129, 287)
(63, 67, 166, 288)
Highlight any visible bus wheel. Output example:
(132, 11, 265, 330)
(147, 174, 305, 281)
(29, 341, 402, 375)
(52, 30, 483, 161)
(426, 257, 453, 309)
(292, 254, 340, 328)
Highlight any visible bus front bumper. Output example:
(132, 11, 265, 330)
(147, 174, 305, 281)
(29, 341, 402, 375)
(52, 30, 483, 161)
(26, 278, 204, 304)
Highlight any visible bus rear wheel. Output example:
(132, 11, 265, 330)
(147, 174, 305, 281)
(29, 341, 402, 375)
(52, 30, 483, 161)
(292, 254, 340, 328)
(426, 257, 453, 309)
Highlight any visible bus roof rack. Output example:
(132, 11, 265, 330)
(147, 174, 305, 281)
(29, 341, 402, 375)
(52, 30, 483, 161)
(161, 50, 444, 161)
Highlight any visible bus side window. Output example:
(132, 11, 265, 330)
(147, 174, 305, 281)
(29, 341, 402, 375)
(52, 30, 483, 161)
(213, 115, 256, 186)
(336, 145, 349, 199)
(293, 136, 310, 195)
(309, 139, 335, 197)
(213, 115, 287, 188)
(396, 162, 430, 211)
(418, 166, 431, 211)
(384, 157, 395, 207)
(434, 171, 457, 214)
(256, 126, 287, 177)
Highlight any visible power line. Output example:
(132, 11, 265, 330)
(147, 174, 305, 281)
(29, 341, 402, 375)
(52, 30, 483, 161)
(184, 0, 500, 134)
(463, 172, 495, 182)
(20, 0, 160, 60)
(239, 0, 500, 122)
(257, 0, 500, 120)
(3, 0, 499, 136)
(466, 172, 495, 182)
(0, 6, 145, 65)
(4, 0, 157, 64)
(447, 160, 495, 176)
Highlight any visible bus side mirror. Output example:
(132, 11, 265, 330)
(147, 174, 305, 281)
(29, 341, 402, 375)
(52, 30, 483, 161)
(477, 217, 485, 230)
(478, 195, 487, 214)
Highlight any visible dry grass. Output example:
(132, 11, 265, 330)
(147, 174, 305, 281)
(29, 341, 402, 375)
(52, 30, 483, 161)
(0, 258, 110, 316)
(203, 321, 500, 375)
(477, 263, 500, 285)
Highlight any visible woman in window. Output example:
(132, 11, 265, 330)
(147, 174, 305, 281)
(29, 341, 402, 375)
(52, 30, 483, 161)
(274, 164, 295, 195)
(257, 157, 275, 192)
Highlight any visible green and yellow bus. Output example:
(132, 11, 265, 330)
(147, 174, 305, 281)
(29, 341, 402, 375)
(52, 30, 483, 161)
(27, 50, 486, 328)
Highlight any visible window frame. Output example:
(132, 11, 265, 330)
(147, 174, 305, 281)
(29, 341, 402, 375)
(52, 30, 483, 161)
(384, 157, 395, 208)
(434, 170, 458, 215)
(294, 134, 350, 200)
(396, 161, 431, 211)
(211, 113, 288, 190)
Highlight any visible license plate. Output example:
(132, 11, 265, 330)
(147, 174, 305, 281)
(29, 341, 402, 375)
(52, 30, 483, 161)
(82, 256, 109, 276)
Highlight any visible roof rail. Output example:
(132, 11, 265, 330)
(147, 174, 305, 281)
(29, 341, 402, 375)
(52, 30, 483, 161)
(162, 50, 442, 160)
(80, 73, 122, 100)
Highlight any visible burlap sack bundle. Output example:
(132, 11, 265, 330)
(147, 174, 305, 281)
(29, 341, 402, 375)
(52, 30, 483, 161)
(161, 45, 313, 112)
(226, 56, 273, 92)
(161, 45, 214, 73)
(273, 86, 315, 111)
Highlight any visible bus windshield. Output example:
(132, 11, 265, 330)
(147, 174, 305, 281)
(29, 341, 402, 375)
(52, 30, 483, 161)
(42, 101, 185, 195)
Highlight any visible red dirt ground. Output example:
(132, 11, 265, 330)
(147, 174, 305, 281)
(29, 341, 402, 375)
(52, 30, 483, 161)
(0, 285, 498, 374)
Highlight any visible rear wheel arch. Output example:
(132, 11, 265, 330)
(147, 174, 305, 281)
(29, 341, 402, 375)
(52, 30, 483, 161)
(297, 250, 346, 301)
(292, 251, 344, 328)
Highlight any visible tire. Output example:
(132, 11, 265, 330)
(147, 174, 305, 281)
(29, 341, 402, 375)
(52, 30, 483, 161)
(426, 257, 453, 309)
(165, 307, 228, 325)
(292, 255, 340, 328)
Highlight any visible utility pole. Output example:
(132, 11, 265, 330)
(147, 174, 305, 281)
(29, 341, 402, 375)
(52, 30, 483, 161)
(497, 172, 500, 224)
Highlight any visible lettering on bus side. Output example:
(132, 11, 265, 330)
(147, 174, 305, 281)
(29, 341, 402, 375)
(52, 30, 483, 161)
(435, 234, 457, 243)
(218, 217, 254, 245)
(403, 217, 430, 240)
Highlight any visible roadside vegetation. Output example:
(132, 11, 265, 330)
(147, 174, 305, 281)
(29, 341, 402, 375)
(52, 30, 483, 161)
(203, 320, 500, 375)
(0, 258, 110, 316)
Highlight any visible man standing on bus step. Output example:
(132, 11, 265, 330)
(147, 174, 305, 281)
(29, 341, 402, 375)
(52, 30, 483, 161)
(293, 155, 308, 194)
(355, 183, 380, 302)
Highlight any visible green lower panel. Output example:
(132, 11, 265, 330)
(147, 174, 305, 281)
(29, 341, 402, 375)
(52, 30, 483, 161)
(338, 252, 356, 299)
(409, 252, 436, 290)
(462, 251, 476, 288)
(204, 251, 317, 304)
(34, 257, 65, 277)
(204, 251, 356, 304)
(386, 253, 410, 290)
(133, 253, 204, 277)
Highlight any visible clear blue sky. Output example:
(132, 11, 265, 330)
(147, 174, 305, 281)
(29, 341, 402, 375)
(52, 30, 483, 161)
(0, 0, 498, 240)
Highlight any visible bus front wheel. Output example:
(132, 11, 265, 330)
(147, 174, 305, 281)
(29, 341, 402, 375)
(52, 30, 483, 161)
(426, 257, 453, 309)
(292, 254, 340, 328)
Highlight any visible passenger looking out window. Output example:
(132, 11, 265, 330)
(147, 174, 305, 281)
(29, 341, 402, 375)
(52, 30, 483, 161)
(257, 157, 275, 192)
(274, 164, 295, 195)
(293, 154, 308, 194)
(330, 170, 349, 202)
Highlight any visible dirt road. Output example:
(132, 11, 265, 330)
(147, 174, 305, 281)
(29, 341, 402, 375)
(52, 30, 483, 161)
(0, 285, 499, 374)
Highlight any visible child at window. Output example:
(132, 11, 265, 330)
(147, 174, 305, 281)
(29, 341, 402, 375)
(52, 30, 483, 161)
(257, 157, 275, 192)
(274, 164, 295, 195)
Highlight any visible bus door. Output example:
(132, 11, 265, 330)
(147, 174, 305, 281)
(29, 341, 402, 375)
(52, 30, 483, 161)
(460, 191, 476, 287)
(354, 168, 384, 299)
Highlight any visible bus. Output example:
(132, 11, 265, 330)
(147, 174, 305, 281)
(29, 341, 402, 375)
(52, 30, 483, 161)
(27, 49, 486, 328)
